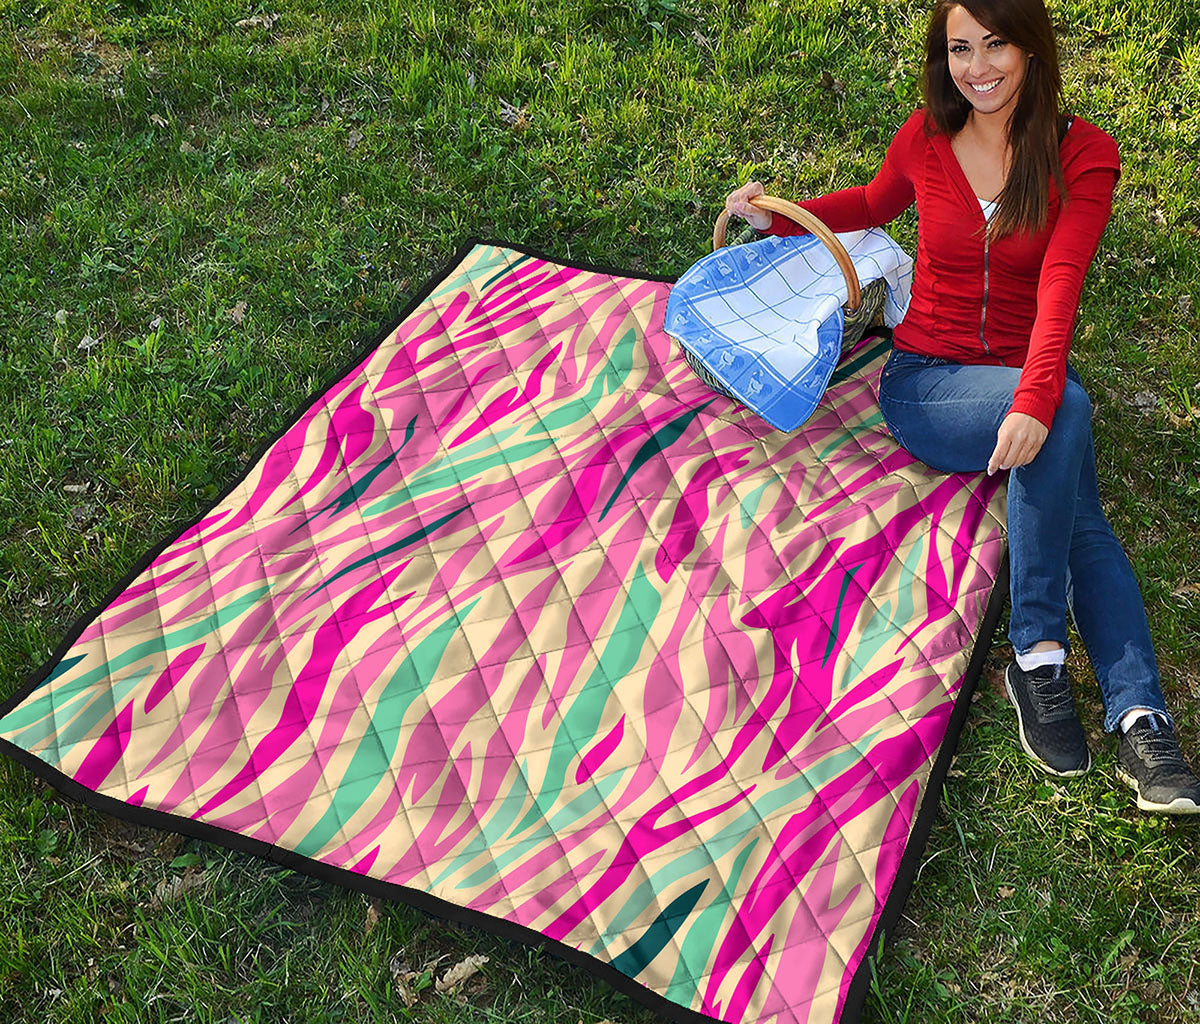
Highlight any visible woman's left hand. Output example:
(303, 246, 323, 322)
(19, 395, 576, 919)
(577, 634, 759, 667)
(987, 412, 1049, 475)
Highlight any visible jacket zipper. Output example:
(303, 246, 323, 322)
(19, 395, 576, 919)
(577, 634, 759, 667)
(979, 224, 1005, 366)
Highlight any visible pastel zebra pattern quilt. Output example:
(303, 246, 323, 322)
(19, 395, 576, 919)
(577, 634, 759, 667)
(0, 239, 1008, 1024)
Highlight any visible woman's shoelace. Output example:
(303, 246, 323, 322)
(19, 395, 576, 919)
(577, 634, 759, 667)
(1133, 729, 1186, 768)
(1030, 672, 1075, 718)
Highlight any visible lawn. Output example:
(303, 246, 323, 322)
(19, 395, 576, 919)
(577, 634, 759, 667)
(1, 0, 1199, 1021)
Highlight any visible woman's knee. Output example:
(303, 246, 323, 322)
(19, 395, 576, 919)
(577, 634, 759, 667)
(1018, 381, 1093, 476)
(1058, 380, 1092, 429)
(1044, 381, 1093, 446)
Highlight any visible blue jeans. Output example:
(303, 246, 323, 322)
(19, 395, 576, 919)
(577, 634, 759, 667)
(878, 347, 1172, 734)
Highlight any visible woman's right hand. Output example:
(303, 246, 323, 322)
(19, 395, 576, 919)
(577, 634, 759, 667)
(725, 180, 773, 232)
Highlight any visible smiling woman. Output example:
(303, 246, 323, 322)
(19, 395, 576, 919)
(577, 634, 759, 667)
(725, 0, 1200, 815)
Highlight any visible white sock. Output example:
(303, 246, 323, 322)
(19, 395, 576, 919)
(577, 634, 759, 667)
(1120, 709, 1164, 733)
(1015, 648, 1066, 672)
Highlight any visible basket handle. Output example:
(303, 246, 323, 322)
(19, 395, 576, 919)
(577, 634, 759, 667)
(713, 195, 863, 312)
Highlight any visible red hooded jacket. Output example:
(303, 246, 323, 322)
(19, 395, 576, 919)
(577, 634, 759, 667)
(756, 107, 1121, 429)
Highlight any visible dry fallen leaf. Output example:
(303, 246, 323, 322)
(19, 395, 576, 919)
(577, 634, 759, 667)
(226, 300, 248, 324)
(984, 661, 1007, 700)
(393, 975, 419, 1007)
(365, 898, 381, 935)
(151, 868, 208, 908)
(436, 953, 488, 994)
(107, 838, 149, 860)
(179, 140, 196, 154)
(149, 113, 168, 128)
(997, 885, 1016, 899)
(347, 128, 364, 150)
(235, 12, 280, 30)
(819, 70, 845, 95)
(388, 952, 421, 1007)
(498, 97, 528, 127)
(55, 308, 69, 324)
(1131, 390, 1157, 412)
(77, 333, 100, 350)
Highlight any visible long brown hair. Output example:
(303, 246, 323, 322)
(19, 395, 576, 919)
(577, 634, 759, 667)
(921, 0, 1072, 242)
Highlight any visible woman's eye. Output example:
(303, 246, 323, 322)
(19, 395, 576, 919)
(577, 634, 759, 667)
(949, 40, 1008, 53)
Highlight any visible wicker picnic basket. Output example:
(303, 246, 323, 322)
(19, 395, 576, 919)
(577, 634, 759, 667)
(680, 195, 888, 399)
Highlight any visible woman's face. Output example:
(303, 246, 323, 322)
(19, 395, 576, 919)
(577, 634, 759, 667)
(945, 4, 1029, 123)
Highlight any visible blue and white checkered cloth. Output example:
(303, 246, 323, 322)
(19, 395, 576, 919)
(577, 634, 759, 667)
(665, 228, 914, 430)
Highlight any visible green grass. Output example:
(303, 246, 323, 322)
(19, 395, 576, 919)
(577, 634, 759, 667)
(2, 0, 1200, 1021)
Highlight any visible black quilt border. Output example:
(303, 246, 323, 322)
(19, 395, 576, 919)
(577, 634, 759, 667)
(0, 234, 1007, 1024)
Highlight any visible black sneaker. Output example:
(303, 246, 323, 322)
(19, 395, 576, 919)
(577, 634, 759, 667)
(1116, 714, 1200, 814)
(1003, 661, 1092, 777)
